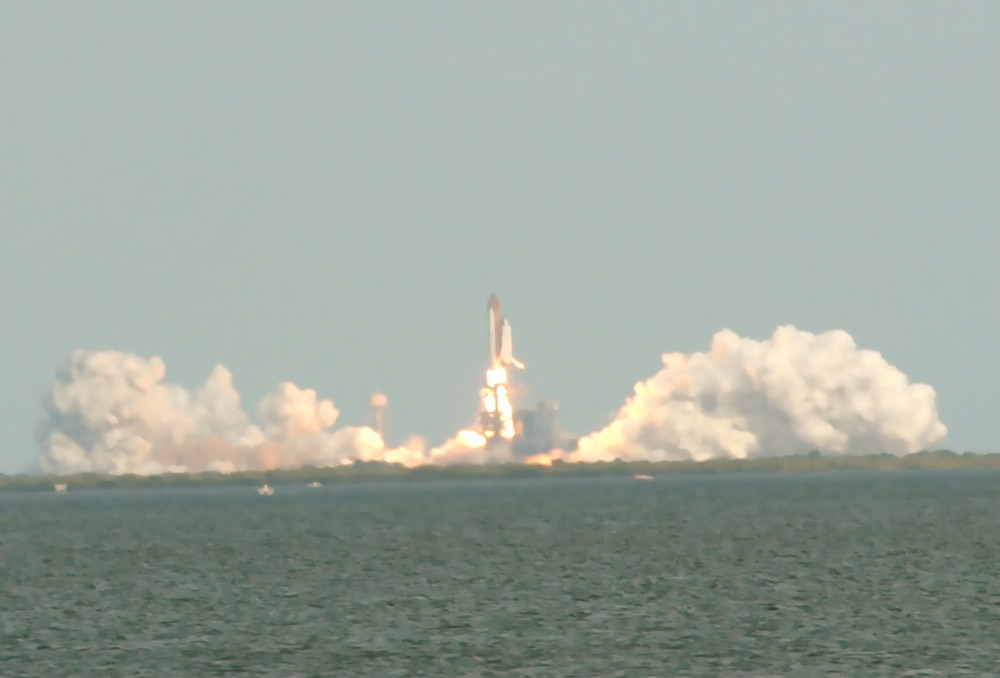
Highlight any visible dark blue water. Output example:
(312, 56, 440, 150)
(2, 472, 998, 676)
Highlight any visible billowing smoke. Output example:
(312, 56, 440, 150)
(426, 433, 515, 466)
(559, 326, 946, 463)
(37, 326, 948, 475)
(37, 350, 423, 475)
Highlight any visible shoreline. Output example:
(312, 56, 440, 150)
(2, 450, 997, 493)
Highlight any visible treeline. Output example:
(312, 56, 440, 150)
(1, 449, 997, 493)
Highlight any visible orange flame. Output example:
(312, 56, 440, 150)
(457, 429, 487, 448)
(524, 452, 556, 466)
(480, 366, 516, 441)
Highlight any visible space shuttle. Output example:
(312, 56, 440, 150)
(488, 294, 524, 370)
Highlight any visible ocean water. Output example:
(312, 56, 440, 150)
(2, 471, 998, 677)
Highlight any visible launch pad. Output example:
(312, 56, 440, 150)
(476, 295, 576, 456)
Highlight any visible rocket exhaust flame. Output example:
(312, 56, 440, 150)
(479, 367, 516, 441)
(457, 430, 487, 448)
(479, 295, 523, 442)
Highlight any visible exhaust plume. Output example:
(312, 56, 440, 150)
(425, 431, 515, 466)
(556, 326, 946, 463)
(36, 350, 419, 475)
(36, 325, 948, 474)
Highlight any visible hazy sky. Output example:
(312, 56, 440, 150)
(2, 3, 998, 473)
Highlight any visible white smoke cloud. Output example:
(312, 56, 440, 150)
(36, 350, 420, 475)
(37, 326, 948, 475)
(257, 383, 338, 441)
(562, 326, 946, 463)
(426, 435, 515, 466)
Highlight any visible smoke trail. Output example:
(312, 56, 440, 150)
(561, 326, 946, 463)
(36, 350, 420, 475)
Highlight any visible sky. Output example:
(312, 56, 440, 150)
(2, 3, 998, 473)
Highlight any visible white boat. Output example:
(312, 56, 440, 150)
(257, 483, 275, 496)
(632, 474, 654, 481)
(53, 483, 68, 493)
(307, 481, 322, 488)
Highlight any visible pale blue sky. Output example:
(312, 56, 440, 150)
(2, 3, 998, 473)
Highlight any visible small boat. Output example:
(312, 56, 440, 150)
(257, 483, 275, 496)
(53, 483, 68, 493)
(307, 481, 322, 488)
(632, 474, 654, 481)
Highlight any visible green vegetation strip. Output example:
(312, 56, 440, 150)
(2, 450, 997, 493)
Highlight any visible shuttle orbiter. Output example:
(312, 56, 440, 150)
(488, 294, 524, 370)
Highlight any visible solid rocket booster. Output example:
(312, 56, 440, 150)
(488, 294, 524, 369)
